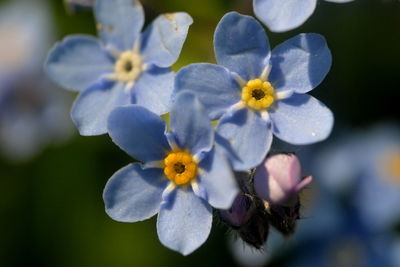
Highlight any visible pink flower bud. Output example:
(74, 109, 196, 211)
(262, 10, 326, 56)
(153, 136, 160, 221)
(254, 154, 312, 206)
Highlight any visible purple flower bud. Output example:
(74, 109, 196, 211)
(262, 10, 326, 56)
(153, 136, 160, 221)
(254, 154, 312, 206)
(219, 194, 254, 228)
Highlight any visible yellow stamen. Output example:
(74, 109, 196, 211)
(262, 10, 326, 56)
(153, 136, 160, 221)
(381, 150, 400, 184)
(241, 78, 275, 111)
(163, 151, 198, 186)
(113, 50, 143, 83)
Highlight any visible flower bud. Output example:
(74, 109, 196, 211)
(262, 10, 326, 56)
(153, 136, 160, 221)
(254, 153, 312, 206)
(219, 193, 254, 229)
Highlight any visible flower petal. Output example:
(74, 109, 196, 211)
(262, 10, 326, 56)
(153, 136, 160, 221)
(103, 163, 168, 222)
(170, 92, 214, 156)
(71, 81, 130, 136)
(45, 35, 113, 92)
(253, 0, 316, 32)
(216, 108, 272, 171)
(214, 12, 270, 80)
(269, 33, 332, 94)
(197, 147, 238, 209)
(174, 63, 241, 120)
(94, 0, 144, 50)
(270, 93, 334, 145)
(157, 188, 212, 255)
(140, 12, 193, 68)
(132, 66, 174, 115)
(107, 105, 171, 162)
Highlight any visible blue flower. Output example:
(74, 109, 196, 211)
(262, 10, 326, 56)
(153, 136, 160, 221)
(45, 0, 192, 136)
(353, 124, 400, 232)
(253, 0, 355, 32)
(285, 184, 397, 267)
(103, 92, 238, 255)
(312, 123, 400, 232)
(175, 12, 333, 170)
(0, 0, 73, 161)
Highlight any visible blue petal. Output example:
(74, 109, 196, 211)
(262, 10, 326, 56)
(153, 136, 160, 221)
(170, 92, 214, 156)
(45, 35, 113, 92)
(197, 147, 238, 209)
(71, 81, 129, 136)
(270, 94, 334, 145)
(174, 63, 241, 120)
(131, 66, 174, 115)
(253, 0, 317, 32)
(94, 0, 144, 50)
(157, 188, 212, 255)
(269, 33, 332, 94)
(216, 108, 272, 171)
(107, 105, 170, 162)
(103, 163, 168, 222)
(214, 12, 270, 80)
(140, 12, 193, 68)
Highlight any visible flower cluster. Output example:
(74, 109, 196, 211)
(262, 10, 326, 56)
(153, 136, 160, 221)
(45, 0, 335, 255)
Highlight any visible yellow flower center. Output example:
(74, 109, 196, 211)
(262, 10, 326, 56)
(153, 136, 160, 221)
(163, 151, 198, 185)
(381, 151, 400, 184)
(113, 50, 143, 83)
(241, 79, 275, 111)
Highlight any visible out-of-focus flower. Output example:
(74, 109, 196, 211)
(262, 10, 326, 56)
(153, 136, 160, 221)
(253, 0, 355, 32)
(313, 124, 400, 232)
(46, 0, 192, 136)
(103, 92, 238, 255)
(228, 229, 286, 267)
(313, 132, 365, 194)
(254, 154, 312, 206)
(285, 185, 395, 267)
(0, 0, 73, 161)
(354, 124, 400, 232)
(175, 12, 333, 171)
(0, 0, 51, 79)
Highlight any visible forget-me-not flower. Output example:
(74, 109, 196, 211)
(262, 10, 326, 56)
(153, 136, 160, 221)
(103, 92, 238, 255)
(353, 124, 400, 232)
(285, 184, 396, 267)
(311, 124, 400, 232)
(253, 0, 355, 32)
(46, 0, 192, 135)
(0, 0, 73, 161)
(175, 12, 333, 170)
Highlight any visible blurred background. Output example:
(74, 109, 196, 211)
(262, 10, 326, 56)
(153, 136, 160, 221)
(0, 0, 399, 266)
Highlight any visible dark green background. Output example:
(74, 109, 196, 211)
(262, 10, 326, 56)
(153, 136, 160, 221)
(1, 0, 399, 266)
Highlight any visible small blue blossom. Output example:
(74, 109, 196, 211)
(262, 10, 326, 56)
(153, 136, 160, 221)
(353, 124, 400, 232)
(0, 0, 73, 161)
(285, 185, 396, 267)
(45, 0, 193, 136)
(253, 0, 355, 32)
(312, 124, 400, 232)
(175, 12, 333, 170)
(103, 92, 238, 255)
